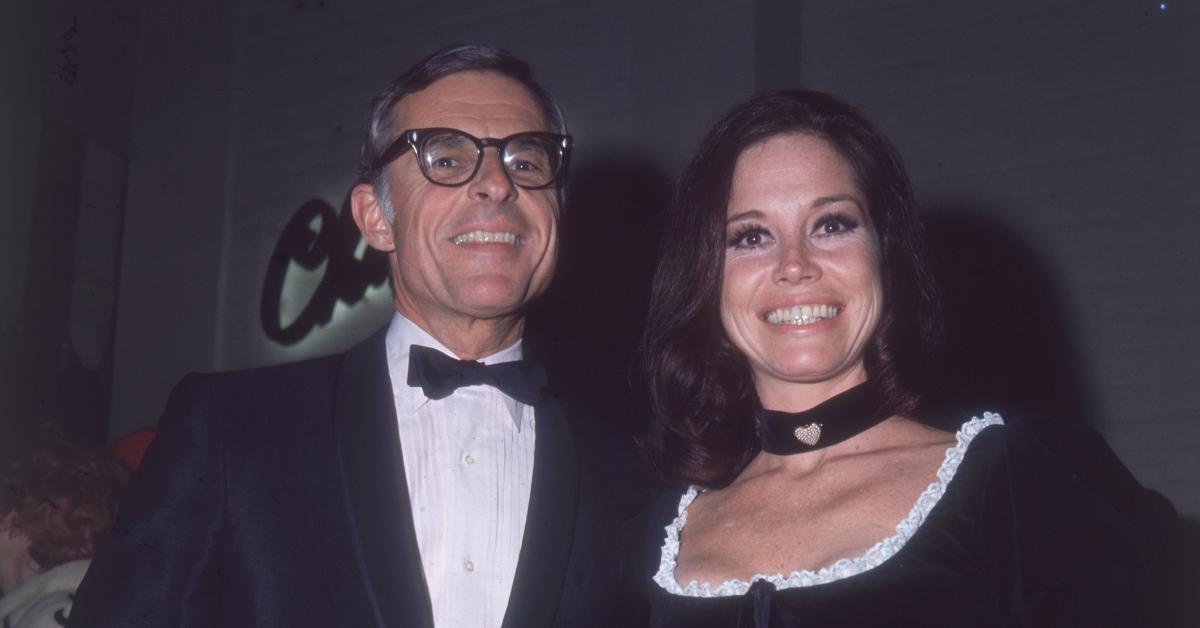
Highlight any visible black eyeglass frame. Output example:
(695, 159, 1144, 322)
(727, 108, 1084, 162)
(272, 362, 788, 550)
(371, 127, 574, 190)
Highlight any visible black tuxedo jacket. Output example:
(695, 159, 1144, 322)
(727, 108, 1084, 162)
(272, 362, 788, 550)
(71, 328, 652, 627)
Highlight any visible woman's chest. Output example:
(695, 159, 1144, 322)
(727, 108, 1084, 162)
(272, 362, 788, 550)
(675, 466, 940, 585)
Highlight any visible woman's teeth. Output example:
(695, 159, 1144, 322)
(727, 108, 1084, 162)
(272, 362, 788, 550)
(452, 231, 518, 245)
(766, 304, 840, 325)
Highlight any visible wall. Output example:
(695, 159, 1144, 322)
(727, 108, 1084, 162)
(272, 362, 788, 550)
(1, 0, 136, 450)
(791, 0, 1200, 514)
(108, 0, 758, 432)
(106, 0, 1198, 516)
(107, 0, 239, 431)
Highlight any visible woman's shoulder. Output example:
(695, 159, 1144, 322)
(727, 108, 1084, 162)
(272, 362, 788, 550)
(953, 412, 1172, 507)
(962, 411, 1112, 450)
(946, 411, 1182, 624)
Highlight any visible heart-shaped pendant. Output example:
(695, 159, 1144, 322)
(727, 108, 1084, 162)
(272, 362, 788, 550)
(793, 423, 822, 446)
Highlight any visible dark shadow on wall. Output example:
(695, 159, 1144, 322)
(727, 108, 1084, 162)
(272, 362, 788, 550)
(923, 204, 1099, 427)
(526, 152, 669, 436)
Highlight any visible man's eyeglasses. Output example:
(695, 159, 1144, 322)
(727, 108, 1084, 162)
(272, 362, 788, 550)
(371, 127, 573, 189)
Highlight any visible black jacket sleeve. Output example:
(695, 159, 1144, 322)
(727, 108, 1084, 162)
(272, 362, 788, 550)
(71, 373, 226, 627)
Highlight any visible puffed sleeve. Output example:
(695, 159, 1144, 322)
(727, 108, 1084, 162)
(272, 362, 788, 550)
(977, 415, 1181, 627)
(70, 373, 226, 627)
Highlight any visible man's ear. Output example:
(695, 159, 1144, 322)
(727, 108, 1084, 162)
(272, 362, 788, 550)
(350, 183, 396, 252)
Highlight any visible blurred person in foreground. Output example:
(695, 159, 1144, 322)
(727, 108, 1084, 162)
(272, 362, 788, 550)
(0, 443, 128, 628)
(71, 43, 650, 627)
(630, 90, 1180, 627)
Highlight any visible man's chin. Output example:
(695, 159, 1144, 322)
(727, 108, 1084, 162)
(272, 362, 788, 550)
(447, 280, 539, 318)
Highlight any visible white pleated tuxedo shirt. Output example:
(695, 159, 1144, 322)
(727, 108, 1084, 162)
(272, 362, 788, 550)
(384, 314, 536, 628)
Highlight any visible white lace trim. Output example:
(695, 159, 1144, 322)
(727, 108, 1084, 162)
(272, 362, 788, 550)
(653, 413, 1005, 597)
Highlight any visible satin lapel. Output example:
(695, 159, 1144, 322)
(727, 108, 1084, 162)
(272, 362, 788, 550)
(501, 396, 580, 628)
(333, 328, 434, 628)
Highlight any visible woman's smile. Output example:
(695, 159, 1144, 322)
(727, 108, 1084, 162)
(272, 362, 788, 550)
(764, 303, 841, 326)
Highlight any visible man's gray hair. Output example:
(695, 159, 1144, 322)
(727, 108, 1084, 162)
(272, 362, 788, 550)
(357, 44, 569, 220)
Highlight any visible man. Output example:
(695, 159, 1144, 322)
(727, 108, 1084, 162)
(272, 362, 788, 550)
(71, 44, 650, 627)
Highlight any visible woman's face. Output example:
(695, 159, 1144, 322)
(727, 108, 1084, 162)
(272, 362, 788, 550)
(720, 133, 883, 409)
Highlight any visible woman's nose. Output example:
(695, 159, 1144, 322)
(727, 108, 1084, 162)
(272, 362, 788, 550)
(773, 243, 819, 284)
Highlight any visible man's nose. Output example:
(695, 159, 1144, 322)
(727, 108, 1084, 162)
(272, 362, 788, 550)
(468, 148, 517, 203)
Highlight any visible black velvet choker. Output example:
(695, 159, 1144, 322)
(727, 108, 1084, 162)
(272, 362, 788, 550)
(756, 383, 891, 455)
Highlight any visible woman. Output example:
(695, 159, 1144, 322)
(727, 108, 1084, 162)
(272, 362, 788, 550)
(634, 90, 1178, 626)
(0, 443, 128, 628)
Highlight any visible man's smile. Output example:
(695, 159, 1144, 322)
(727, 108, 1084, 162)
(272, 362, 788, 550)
(451, 230, 520, 246)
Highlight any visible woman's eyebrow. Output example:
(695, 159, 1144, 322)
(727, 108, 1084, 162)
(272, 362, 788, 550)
(812, 194, 865, 210)
(726, 209, 765, 223)
(727, 196, 863, 224)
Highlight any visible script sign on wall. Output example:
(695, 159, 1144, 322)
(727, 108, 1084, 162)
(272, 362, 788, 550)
(261, 197, 389, 345)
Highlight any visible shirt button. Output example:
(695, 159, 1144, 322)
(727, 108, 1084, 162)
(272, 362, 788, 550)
(462, 452, 476, 465)
(464, 560, 475, 572)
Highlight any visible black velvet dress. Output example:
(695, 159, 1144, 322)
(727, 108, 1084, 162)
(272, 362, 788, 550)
(636, 414, 1179, 628)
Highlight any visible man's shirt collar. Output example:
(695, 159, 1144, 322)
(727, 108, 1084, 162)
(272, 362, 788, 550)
(384, 312, 526, 429)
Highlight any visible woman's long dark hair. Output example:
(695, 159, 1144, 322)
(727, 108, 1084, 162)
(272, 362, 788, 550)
(635, 90, 943, 488)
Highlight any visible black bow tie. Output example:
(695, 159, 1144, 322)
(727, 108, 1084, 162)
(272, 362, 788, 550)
(406, 344, 548, 406)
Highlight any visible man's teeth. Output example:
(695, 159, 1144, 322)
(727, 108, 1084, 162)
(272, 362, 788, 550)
(451, 231, 518, 245)
(766, 304, 840, 325)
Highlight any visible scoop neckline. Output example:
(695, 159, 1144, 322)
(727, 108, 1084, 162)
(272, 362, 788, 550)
(653, 413, 1005, 597)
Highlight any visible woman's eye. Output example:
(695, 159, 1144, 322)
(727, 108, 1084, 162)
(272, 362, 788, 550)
(727, 226, 771, 249)
(814, 213, 859, 236)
